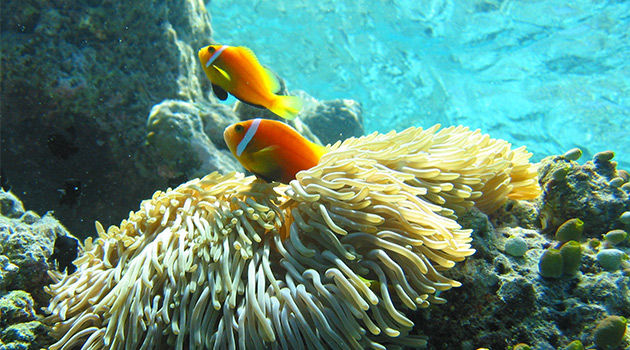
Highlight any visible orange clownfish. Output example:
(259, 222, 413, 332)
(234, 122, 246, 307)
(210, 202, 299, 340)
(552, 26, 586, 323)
(223, 118, 328, 183)
(198, 45, 303, 120)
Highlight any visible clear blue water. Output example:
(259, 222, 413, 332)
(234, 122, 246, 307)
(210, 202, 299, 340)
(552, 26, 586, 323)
(209, 0, 630, 169)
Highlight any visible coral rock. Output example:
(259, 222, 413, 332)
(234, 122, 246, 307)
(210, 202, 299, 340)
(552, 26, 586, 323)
(538, 155, 630, 237)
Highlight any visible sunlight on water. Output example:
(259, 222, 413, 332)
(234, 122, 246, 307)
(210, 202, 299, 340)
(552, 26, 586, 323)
(209, 0, 629, 168)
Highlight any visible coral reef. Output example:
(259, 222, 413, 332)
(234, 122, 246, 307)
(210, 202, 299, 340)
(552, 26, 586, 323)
(4, 1, 629, 349)
(146, 99, 242, 181)
(0, 191, 77, 306)
(294, 91, 364, 145)
(538, 151, 630, 237)
(1, 0, 367, 240)
(1, 139, 625, 350)
(411, 147, 630, 349)
(44, 125, 539, 349)
(1, 0, 214, 238)
(415, 214, 630, 349)
(0, 291, 53, 349)
(0, 192, 80, 349)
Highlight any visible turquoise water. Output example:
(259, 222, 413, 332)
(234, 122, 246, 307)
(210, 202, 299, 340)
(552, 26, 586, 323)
(210, 0, 630, 169)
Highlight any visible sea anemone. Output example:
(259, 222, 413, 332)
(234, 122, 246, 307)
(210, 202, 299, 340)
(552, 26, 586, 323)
(45, 125, 540, 349)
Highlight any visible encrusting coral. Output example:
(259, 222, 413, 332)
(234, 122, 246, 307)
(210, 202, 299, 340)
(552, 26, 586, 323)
(45, 124, 540, 350)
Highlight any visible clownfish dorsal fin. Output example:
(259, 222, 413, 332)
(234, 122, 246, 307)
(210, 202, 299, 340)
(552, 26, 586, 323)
(238, 46, 263, 66)
(238, 46, 281, 94)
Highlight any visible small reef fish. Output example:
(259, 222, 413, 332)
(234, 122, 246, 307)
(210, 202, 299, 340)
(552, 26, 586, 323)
(198, 44, 303, 120)
(223, 118, 328, 183)
(50, 235, 79, 274)
(58, 179, 82, 207)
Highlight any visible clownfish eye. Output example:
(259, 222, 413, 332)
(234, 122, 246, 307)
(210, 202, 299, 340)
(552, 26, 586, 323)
(207, 46, 216, 53)
(235, 124, 244, 133)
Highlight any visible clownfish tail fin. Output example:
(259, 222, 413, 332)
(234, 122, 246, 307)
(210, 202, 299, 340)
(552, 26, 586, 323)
(270, 95, 303, 120)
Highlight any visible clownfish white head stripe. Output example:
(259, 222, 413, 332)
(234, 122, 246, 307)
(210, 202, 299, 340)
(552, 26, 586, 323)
(236, 118, 262, 156)
(205, 45, 229, 67)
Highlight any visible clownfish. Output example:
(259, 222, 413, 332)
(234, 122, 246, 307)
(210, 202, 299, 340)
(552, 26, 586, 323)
(223, 118, 328, 183)
(198, 45, 303, 120)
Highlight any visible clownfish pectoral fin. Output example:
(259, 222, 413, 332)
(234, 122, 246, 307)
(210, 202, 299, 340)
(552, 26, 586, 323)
(212, 84, 228, 100)
(252, 145, 280, 159)
(249, 145, 283, 182)
(209, 65, 232, 85)
(215, 65, 231, 80)
(250, 145, 281, 171)
(269, 95, 304, 120)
